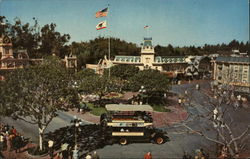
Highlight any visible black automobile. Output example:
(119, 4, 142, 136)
(103, 126, 170, 145)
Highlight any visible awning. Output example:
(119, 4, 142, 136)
(105, 104, 153, 112)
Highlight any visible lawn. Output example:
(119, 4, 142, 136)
(151, 104, 171, 112)
(85, 102, 170, 116)
(86, 102, 107, 116)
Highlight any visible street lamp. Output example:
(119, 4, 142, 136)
(139, 86, 147, 104)
(73, 116, 80, 159)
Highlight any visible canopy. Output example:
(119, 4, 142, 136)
(105, 104, 153, 112)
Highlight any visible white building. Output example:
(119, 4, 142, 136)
(213, 56, 250, 93)
(87, 37, 212, 79)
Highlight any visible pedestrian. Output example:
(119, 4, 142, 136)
(48, 139, 54, 159)
(200, 148, 206, 159)
(54, 152, 61, 159)
(182, 151, 191, 159)
(92, 151, 100, 159)
(220, 146, 228, 159)
(144, 152, 152, 159)
(4, 124, 9, 133)
(72, 145, 79, 159)
(61, 143, 69, 159)
(0, 133, 4, 151)
(11, 126, 17, 136)
(178, 98, 182, 106)
(196, 84, 200, 90)
(77, 104, 81, 113)
(184, 90, 188, 95)
(13, 135, 22, 153)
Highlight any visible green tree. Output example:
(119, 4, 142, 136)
(39, 23, 70, 57)
(78, 75, 121, 105)
(128, 69, 170, 104)
(106, 64, 139, 80)
(1, 56, 79, 150)
(103, 65, 139, 92)
(129, 69, 169, 92)
(78, 75, 108, 103)
(70, 37, 140, 68)
(75, 68, 96, 79)
(1, 17, 70, 58)
(0, 16, 10, 37)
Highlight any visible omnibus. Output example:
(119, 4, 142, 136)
(100, 104, 169, 145)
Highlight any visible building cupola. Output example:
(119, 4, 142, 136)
(141, 37, 154, 54)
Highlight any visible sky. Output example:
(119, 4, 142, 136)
(0, 0, 249, 47)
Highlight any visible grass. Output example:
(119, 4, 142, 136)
(85, 103, 170, 115)
(86, 103, 107, 116)
(151, 104, 171, 112)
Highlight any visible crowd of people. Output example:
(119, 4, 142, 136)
(0, 123, 29, 158)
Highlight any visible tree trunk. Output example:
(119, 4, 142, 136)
(98, 93, 103, 107)
(38, 125, 45, 151)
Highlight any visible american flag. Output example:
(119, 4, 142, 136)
(95, 7, 108, 18)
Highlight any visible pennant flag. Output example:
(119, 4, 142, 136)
(95, 7, 108, 18)
(96, 21, 107, 30)
(144, 25, 149, 29)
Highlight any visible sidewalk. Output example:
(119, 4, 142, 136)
(68, 109, 100, 124)
(152, 106, 188, 128)
(1, 141, 50, 159)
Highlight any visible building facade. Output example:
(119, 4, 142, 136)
(213, 56, 250, 93)
(87, 37, 212, 79)
(0, 35, 77, 80)
(0, 35, 30, 70)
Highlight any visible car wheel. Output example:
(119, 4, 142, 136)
(155, 136, 164, 144)
(119, 138, 128, 145)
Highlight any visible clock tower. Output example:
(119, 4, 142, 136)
(140, 37, 155, 69)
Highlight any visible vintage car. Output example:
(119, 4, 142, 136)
(100, 104, 170, 145)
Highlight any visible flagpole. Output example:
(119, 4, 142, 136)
(146, 25, 149, 37)
(107, 4, 111, 78)
(147, 27, 149, 37)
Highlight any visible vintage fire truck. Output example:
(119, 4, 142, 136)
(100, 104, 169, 145)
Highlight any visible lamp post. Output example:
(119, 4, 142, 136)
(139, 86, 147, 104)
(73, 116, 80, 159)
